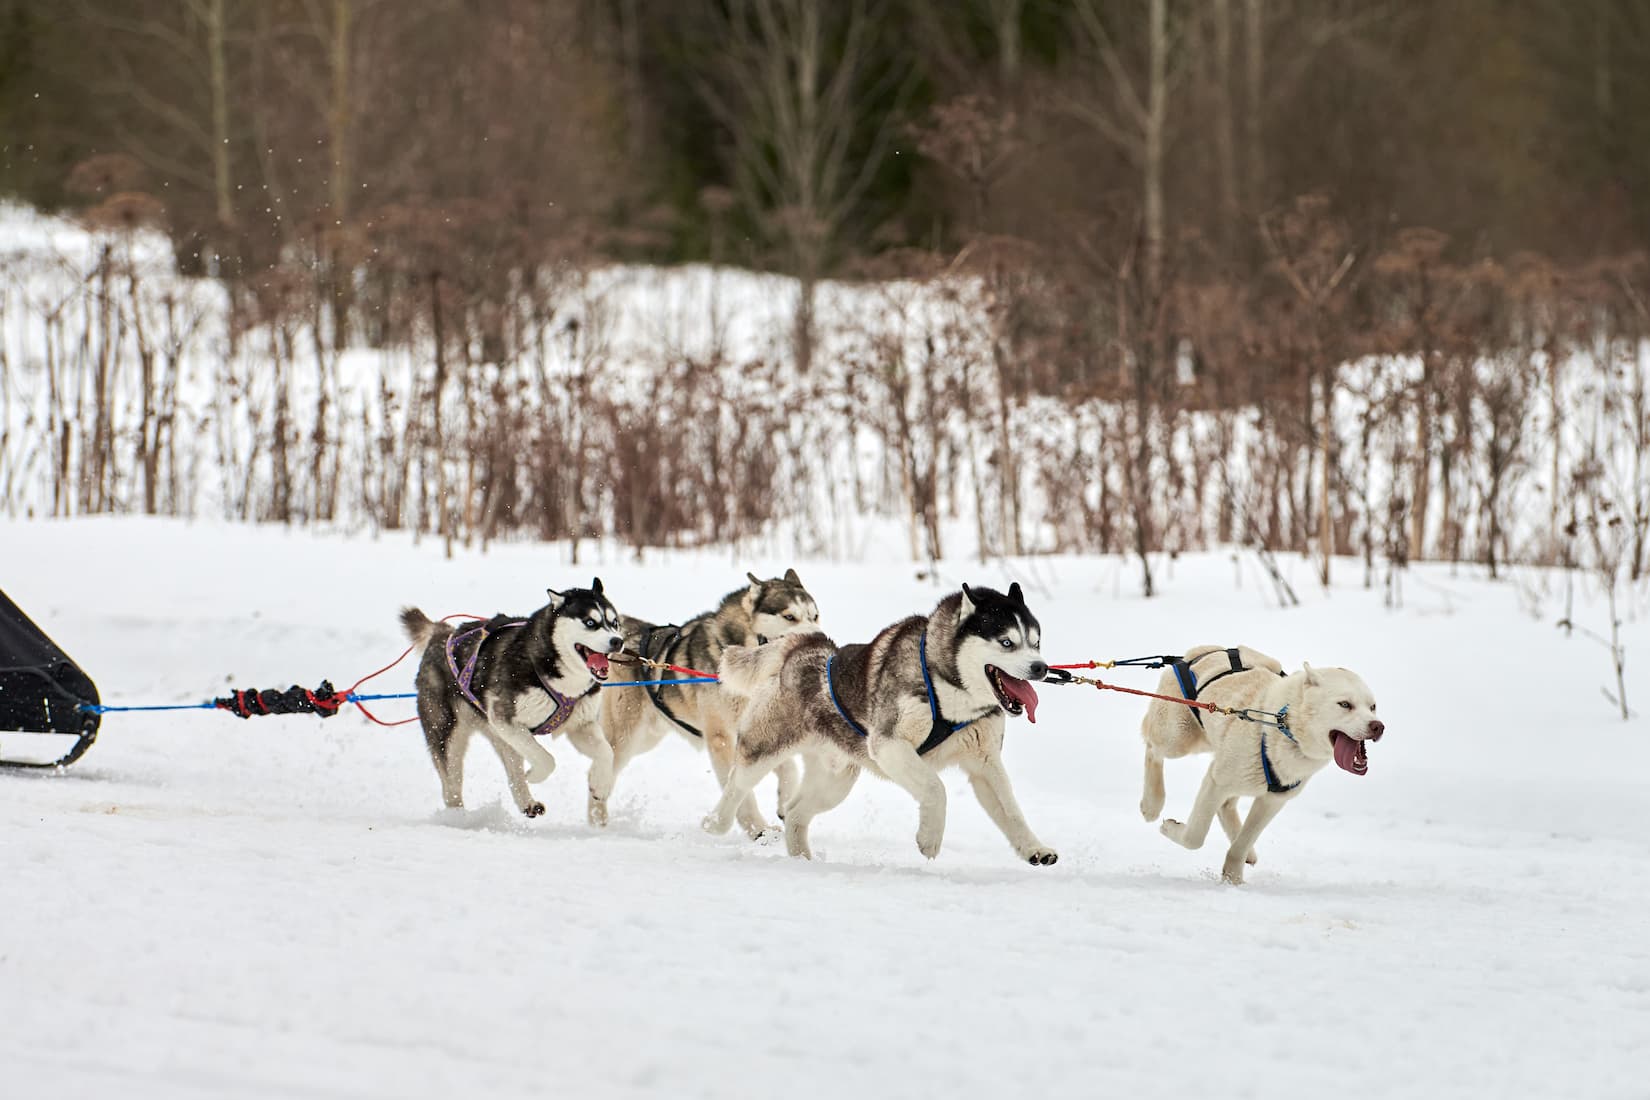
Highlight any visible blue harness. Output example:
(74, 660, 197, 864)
(1259, 704, 1298, 794)
(1173, 649, 1298, 794)
(827, 633, 979, 756)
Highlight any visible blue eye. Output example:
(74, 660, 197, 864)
(584, 618, 597, 629)
(999, 638, 1014, 649)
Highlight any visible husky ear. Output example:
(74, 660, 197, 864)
(958, 584, 976, 622)
(743, 573, 761, 613)
(784, 567, 801, 585)
(590, 577, 603, 596)
(1302, 661, 1318, 687)
(1007, 581, 1025, 605)
(545, 587, 565, 611)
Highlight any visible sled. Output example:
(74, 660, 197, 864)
(0, 588, 101, 768)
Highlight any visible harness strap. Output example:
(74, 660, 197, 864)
(830, 634, 979, 756)
(444, 616, 590, 737)
(826, 654, 871, 739)
(1259, 704, 1297, 793)
(638, 624, 706, 739)
(915, 632, 977, 756)
(446, 618, 527, 709)
(1175, 648, 1261, 730)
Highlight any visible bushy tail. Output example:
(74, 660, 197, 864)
(400, 607, 440, 651)
(717, 637, 797, 699)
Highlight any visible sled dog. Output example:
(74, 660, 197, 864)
(1139, 645, 1385, 883)
(703, 583, 1056, 865)
(573, 570, 820, 837)
(401, 580, 623, 817)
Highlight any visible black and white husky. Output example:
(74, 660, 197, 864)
(703, 583, 1057, 865)
(401, 580, 623, 817)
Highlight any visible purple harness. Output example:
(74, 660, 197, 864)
(445, 619, 588, 737)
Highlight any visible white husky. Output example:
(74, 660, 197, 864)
(1139, 645, 1385, 884)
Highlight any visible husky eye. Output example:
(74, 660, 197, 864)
(783, 613, 797, 622)
(1338, 700, 1353, 710)
(583, 618, 597, 629)
(999, 637, 1015, 649)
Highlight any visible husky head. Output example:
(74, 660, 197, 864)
(741, 568, 821, 643)
(545, 578, 624, 685)
(1289, 664, 1385, 776)
(949, 582, 1047, 723)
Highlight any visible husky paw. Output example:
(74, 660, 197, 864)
(522, 801, 546, 818)
(1022, 847, 1059, 866)
(525, 754, 556, 784)
(1160, 819, 1194, 848)
(587, 798, 608, 827)
(916, 830, 943, 860)
(701, 811, 733, 836)
(741, 818, 778, 842)
(1221, 866, 1247, 885)
(750, 825, 784, 845)
(1245, 849, 1259, 866)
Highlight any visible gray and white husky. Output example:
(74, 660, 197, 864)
(572, 570, 820, 837)
(400, 579, 623, 817)
(703, 583, 1056, 865)
(1139, 644, 1386, 883)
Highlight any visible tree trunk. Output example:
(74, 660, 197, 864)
(1242, 0, 1265, 208)
(328, 0, 353, 350)
(1212, 0, 1240, 235)
(1317, 364, 1333, 585)
(1143, 0, 1168, 306)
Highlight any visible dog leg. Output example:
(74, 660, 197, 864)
(702, 754, 784, 836)
(483, 728, 546, 818)
(487, 718, 557, 785)
(963, 753, 1058, 865)
(1217, 798, 1259, 865)
(1222, 795, 1287, 884)
(564, 724, 615, 827)
(781, 761, 860, 860)
(430, 722, 469, 809)
(868, 737, 947, 860)
(1160, 764, 1221, 851)
(774, 757, 800, 822)
(1140, 748, 1166, 821)
(705, 719, 775, 839)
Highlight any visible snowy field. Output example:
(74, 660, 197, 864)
(4, 517, 1649, 1099)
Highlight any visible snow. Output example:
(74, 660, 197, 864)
(3, 516, 1648, 1098)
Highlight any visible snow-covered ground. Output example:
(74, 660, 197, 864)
(3, 517, 1648, 1098)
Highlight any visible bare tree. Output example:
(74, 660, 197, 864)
(698, 0, 910, 374)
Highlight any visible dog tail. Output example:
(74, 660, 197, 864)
(718, 637, 798, 698)
(400, 606, 441, 651)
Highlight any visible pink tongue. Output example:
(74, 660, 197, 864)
(1331, 731, 1368, 776)
(998, 673, 1040, 724)
(585, 651, 610, 675)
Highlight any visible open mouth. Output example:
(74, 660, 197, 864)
(1330, 730, 1372, 775)
(576, 644, 610, 682)
(987, 665, 1040, 723)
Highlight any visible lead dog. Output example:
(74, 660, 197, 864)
(703, 583, 1056, 865)
(401, 580, 623, 817)
(573, 570, 820, 837)
(1139, 645, 1386, 883)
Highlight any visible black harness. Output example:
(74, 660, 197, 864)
(636, 623, 705, 739)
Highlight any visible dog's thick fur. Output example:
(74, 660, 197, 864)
(401, 580, 623, 817)
(1139, 645, 1385, 883)
(704, 583, 1056, 865)
(570, 570, 819, 836)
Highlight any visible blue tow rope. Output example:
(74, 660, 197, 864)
(78, 679, 713, 716)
